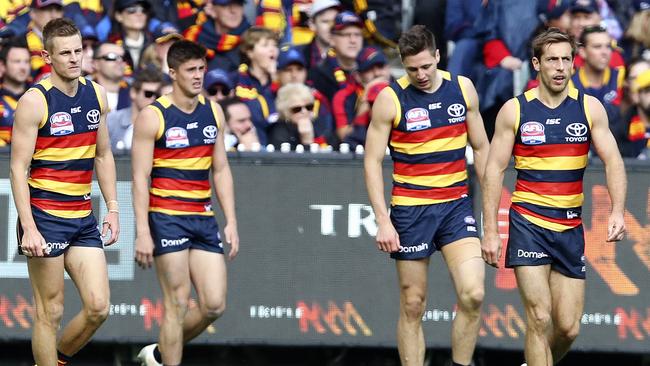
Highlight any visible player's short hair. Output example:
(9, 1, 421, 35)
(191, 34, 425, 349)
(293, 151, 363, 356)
(532, 27, 577, 60)
(42, 18, 81, 52)
(167, 40, 206, 71)
(579, 24, 608, 47)
(397, 25, 436, 59)
(239, 26, 278, 66)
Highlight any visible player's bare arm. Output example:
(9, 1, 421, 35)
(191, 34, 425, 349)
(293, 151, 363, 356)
(94, 85, 120, 245)
(364, 87, 400, 253)
(459, 76, 489, 184)
(481, 98, 518, 267)
(211, 101, 239, 261)
(131, 105, 159, 268)
(9, 90, 48, 257)
(586, 95, 627, 242)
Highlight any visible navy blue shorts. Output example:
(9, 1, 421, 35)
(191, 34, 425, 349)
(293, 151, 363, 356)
(506, 209, 586, 279)
(390, 197, 479, 260)
(149, 212, 223, 256)
(17, 206, 102, 257)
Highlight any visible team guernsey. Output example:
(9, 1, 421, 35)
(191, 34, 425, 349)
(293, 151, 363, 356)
(506, 87, 591, 278)
(385, 71, 478, 260)
(147, 95, 224, 255)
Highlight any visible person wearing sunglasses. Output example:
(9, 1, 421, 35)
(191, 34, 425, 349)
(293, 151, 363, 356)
(203, 68, 234, 103)
(92, 42, 130, 112)
(110, 0, 154, 70)
(268, 83, 316, 150)
(106, 66, 164, 154)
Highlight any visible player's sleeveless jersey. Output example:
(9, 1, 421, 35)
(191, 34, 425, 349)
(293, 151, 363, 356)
(511, 87, 591, 232)
(27, 77, 104, 219)
(386, 71, 471, 206)
(148, 94, 221, 216)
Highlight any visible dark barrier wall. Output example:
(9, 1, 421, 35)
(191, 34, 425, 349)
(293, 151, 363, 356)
(0, 154, 648, 352)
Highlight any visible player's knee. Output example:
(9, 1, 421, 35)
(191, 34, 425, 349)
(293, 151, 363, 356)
(401, 294, 426, 321)
(166, 296, 190, 320)
(458, 285, 484, 312)
(527, 306, 552, 332)
(37, 300, 64, 327)
(202, 299, 226, 321)
(556, 321, 580, 342)
(85, 297, 110, 325)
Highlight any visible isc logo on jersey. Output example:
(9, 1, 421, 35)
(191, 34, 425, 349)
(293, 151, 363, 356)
(405, 108, 431, 131)
(165, 127, 190, 148)
(50, 112, 75, 136)
(520, 121, 545, 145)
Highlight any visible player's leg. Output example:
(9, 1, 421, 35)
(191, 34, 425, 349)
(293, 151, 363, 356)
(396, 258, 429, 366)
(548, 273, 584, 363)
(58, 247, 110, 356)
(441, 238, 484, 366)
(27, 256, 65, 366)
(155, 250, 192, 365)
(183, 250, 227, 341)
(515, 265, 553, 366)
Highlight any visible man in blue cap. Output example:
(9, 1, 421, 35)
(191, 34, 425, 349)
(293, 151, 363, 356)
(203, 68, 234, 102)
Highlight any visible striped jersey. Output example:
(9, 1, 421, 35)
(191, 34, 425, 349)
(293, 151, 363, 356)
(148, 94, 221, 216)
(386, 71, 471, 206)
(511, 87, 591, 232)
(27, 77, 105, 218)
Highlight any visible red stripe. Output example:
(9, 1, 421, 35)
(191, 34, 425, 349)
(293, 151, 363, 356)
(154, 145, 214, 160)
(149, 196, 210, 212)
(151, 177, 210, 191)
(392, 185, 468, 200)
(31, 198, 91, 211)
(515, 180, 583, 196)
(34, 131, 97, 150)
(512, 204, 581, 227)
(391, 123, 466, 143)
(514, 143, 589, 158)
(394, 159, 466, 177)
(30, 168, 93, 184)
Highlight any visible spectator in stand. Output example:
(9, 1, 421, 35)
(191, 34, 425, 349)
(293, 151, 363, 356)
(25, 0, 64, 80)
(0, 38, 30, 145)
(219, 97, 259, 150)
(269, 83, 316, 149)
(81, 28, 100, 76)
(621, 58, 650, 115)
(615, 69, 650, 159)
(309, 11, 363, 103)
(620, 1, 650, 63)
(109, 0, 154, 71)
(444, 0, 482, 78)
(277, 45, 334, 145)
(235, 26, 279, 145)
(184, 0, 251, 73)
(333, 46, 389, 146)
(297, 0, 341, 69)
(204, 68, 235, 103)
(571, 25, 624, 125)
(570, 0, 625, 68)
(537, 0, 572, 33)
(107, 66, 164, 153)
(139, 28, 183, 73)
(255, 0, 314, 46)
(93, 42, 131, 111)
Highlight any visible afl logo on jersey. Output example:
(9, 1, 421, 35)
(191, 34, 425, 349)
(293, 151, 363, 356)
(165, 127, 190, 148)
(405, 108, 431, 131)
(50, 112, 74, 136)
(520, 121, 546, 145)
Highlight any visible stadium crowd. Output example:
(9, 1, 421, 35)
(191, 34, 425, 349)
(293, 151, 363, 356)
(0, 0, 649, 160)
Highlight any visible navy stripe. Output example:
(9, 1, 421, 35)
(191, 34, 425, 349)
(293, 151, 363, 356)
(516, 168, 585, 183)
(29, 188, 87, 201)
(30, 158, 95, 171)
(152, 167, 210, 181)
(394, 180, 467, 191)
(513, 202, 582, 220)
(390, 147, 466, 165)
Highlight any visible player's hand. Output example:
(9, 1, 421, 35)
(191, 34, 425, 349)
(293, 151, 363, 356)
(20, 227, 47, 257)
(606, 212, 625, 242)
(224, 223, 239, 261)
(500, 56, 523, 71)
(101, 211, 120, 245)
(376, 219, 400, 253)
(135, 233, 155, 269)
(481, 231, 502, 268)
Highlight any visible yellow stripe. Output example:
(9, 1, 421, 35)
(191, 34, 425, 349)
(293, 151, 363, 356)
(513, 97, 521, 133)
(33, 145, 96, 161)
(458, 76, 470, 109)
(583, 94, 593, 129)
(258, 95, 269, 117)
(515, 155, 587, 170)
(568, 85, 579, 100)
(390, 196, 457, 206)
(158, 95, 172, 108)
(524, 89, 536, 102)
(150, 187, 211, 199)
(149, 207, 214, 216)
(90, 80, 105, 113)
(397, 76, 409, 89)
(615, 66, 625, 89)
(393, 170, 467, 188)
(512, 191, 583, 208)
(439, 70, 451, 80)
(198, 94, 205, 104)
(153, 156, 212, 170)
(28, 178, 92, 196)
(209, 101, 222, 130)
(391, 133, 467, 154)
(30, 88, 48, 128)
(385, 87, 401, 128)
(236, 86, 259, 100)
(519, 213, 574, 232)
(148, 105, 165, 140)
(39, 77, 53, 91)
(41, 209, 92, 219)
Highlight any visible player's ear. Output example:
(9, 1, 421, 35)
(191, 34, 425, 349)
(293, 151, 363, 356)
(42, 49, 51, 65)
(532, 57, 540, 72)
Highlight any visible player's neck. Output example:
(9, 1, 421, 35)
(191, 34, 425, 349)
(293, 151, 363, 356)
(418, 72, 443, 94)
(169, 88, 199, 114)
(536, 85, 569, 109)
(50, 72, 79, 97)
